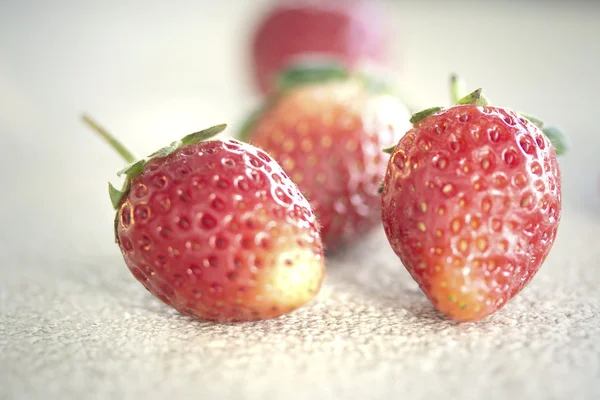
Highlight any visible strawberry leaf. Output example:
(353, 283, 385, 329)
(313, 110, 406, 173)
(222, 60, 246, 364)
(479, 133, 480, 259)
(117, 159, 146, 178)
(108, 183, 125, 209)
(181, 124, 227, 146)
(457, 88, 489, 106)
(383, 145, 396, 154)
(542, 126, 568, 156)
(276, 62, 349, 92)
(520, 114, 545, 129)
(410, 107, 443, 125)
(149, 142, 180, 159)
(147, 125, 228, 161)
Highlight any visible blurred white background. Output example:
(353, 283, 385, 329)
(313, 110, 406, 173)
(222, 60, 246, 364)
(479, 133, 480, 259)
(1, 1, 599, 399)
(1, 1, 599, 262)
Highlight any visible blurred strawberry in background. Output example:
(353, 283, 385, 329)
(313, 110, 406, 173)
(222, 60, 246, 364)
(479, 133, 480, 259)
(251, 0, 390, 94)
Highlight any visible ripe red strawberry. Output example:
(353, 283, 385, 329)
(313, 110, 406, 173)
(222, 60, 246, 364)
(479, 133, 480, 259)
(241, 64, 411, 250)
(251, 0, 389, 93)
(82, 116, 325, 322)
(380, 87, 565, 322)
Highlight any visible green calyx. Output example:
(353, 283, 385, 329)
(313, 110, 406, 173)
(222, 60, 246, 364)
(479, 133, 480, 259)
(275, 62, 349, 93)
(398, 75, 567, 155)
(408, 87, 489, 125)
(82, 114, 227, 210)
(238, 61, 397, 141)
(275, 61, 396, 95)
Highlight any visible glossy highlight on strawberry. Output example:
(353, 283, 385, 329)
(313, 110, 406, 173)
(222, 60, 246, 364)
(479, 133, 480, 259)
(380, 88, 563, 322)
(84, 117, 325, 322)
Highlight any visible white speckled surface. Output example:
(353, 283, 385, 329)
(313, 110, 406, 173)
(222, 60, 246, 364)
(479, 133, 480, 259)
(1, 1, 600, 399)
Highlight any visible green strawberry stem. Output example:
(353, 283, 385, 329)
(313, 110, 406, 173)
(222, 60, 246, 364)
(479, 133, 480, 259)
(450, 74, 466, 104)
(81, 114, 138, 163)
(82, 114, 229, 210)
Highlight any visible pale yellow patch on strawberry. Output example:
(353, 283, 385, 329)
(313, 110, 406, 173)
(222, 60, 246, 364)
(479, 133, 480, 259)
(258, 241, 324, 310)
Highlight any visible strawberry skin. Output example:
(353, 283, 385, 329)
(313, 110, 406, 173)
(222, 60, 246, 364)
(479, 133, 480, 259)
(245, 77, 410, 250)
(381, 104, 562, 321)
(251, 0, 389, 93)
(112, 135, 324, 322)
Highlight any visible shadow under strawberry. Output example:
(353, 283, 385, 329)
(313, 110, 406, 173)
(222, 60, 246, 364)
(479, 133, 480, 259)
(323, 227, 451, 323)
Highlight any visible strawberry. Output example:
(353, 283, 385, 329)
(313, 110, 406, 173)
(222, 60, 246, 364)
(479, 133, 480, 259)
(82, 116, 325, 322)
(251, 0, 389, 93)
(240, 64, 411, 251)
(380, 85, 565, 322)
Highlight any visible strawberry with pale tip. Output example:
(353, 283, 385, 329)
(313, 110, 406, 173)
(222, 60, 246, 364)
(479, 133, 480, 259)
(380, 79, 566, 321)
(83, 116, 325, 322)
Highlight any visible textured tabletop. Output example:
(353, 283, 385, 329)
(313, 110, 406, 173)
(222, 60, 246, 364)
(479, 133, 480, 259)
(1, 1, 599, 399)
